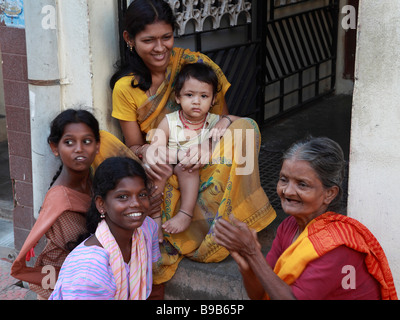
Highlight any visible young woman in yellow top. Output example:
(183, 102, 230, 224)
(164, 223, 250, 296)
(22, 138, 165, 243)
(101, 0, 276, 286)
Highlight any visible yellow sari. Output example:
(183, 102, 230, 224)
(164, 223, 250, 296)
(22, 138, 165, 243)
(99, 47, 276, 284)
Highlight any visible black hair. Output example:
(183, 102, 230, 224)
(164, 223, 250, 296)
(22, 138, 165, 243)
(86, 157, 151, 234)
(174, 62, 221, 99)
(48, 109, 100, 187)
(282, 136, 347, 212)
(109, 0, 176, 91)
(67, 157, 151, 251)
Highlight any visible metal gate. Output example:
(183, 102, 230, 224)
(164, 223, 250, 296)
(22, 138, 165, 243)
(261, 0, 339, 122)
(117, 0, 339, 125)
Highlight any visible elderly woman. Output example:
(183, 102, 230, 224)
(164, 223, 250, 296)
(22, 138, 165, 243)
(215, 137, 397, 300)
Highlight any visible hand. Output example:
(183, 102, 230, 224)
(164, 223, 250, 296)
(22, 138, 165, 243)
(147, 186, 164, 216)
(178, 140, 211, 172)
(142, 144, 173, 181)
(214, 215, 261, 257)
(209, 117, 231, 142)
(230, 251, 252, 274)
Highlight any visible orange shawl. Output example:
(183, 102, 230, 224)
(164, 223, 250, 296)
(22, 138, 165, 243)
(11, 186, 91, 286)
(273, 212, 397, 300)
(95, 220, 147, 300)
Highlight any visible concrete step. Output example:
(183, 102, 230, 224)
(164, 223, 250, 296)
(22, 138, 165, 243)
(0, 199, 13, 220)
(0, 139, 13, 221)
(0, 117, 7, 142)
(164, 210, 285, 300)
(0, 218, 16, 265)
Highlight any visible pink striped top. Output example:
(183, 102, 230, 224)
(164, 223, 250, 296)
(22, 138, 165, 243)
(49, 217, 160, 300)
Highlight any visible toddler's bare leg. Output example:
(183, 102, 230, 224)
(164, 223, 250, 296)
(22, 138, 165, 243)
(162, 165, 198, 234)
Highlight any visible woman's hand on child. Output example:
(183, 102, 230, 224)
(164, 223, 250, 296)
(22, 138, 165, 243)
(210, 117, 231, 141)
(142, 144, 172, 180)
(148, 186, 164, 216)
(178, 140, 211, 172)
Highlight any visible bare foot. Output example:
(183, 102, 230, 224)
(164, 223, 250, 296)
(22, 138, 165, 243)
(162, 209, 193, 234)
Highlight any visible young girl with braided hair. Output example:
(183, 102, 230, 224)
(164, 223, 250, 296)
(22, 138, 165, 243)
(11, 109, 100, 299)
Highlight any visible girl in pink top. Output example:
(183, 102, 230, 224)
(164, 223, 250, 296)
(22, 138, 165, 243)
(50, 157, 160, 300)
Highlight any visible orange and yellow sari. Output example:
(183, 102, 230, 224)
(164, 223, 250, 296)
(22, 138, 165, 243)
(271, 212, 397, 300)
(97, 47, 276, 284)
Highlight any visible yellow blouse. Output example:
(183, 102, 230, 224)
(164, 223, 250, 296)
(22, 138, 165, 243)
(112, 76, 147, 122)
(112, 47, 230, 124)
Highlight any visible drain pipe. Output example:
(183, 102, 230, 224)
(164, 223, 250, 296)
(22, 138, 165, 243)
(25, 0, 120, 218)
(25, 0, 62, 218)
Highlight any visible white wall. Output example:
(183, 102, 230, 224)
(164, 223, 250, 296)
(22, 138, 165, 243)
(25, 0, 62, 218)
(87, 0, 120, 136)
(348, 0, 400, 291)
(25, 0, 119, 217)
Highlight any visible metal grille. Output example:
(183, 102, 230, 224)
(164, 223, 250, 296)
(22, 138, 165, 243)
(171, 1, 261, 121)
(258, 149, 283, 210)
(117, 0, 340, 125)
(261, 0, 339, 122)
(205, 42, 261, 118)
(117, 0, 263, 121)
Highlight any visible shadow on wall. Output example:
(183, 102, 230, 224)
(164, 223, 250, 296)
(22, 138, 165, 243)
(0, 47, 13, 220)
(0, 48, 7, 142)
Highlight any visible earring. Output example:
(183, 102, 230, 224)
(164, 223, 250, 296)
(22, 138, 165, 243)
(100, 209, 106, 219)
(127, 42, 133, 52)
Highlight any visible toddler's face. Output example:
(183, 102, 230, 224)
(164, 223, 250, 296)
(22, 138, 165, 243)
(175, 77, 215, 122)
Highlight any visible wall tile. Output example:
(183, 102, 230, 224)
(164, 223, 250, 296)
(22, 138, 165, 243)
(13, 180, 33, 208)
(6, 130, 31, 158)
(13, 204, 34, 230)
(2, 80, 29, 109)
(0, 26, 27, 56)
(1, 53, 28, 82)
(5, 105, 29, 133)
(9, 155, 32, 183)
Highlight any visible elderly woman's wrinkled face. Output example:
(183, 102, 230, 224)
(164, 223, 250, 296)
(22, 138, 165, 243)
(277, 159, 337, 222)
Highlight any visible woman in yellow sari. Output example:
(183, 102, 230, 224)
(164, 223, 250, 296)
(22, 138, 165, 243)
(99, 0, 276, 287)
